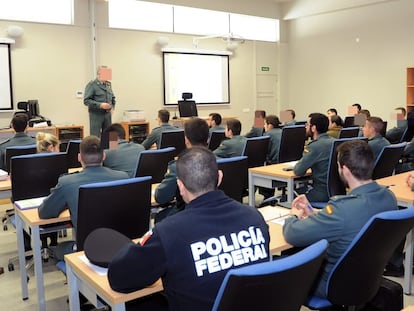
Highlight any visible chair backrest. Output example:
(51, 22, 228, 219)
(65, 139, 82, 169)
(325, 208, 414, 306)
(401, 125, 414, 142)
(242, 136, 270, 168)
(325, 137, 368, 198)
(134, 147, 175, 183)
(380, 121, 387, 137)
(343, 116, 355, 128)
(338, 126, 359, 139)
(178, 100, 198, 117)
(159, 130, 185, 157)
(278, 125, 306, 163)
(217, 156, 248, 202)
(76, 176, 152, 251)
(11, 152, 68, 201)
(5, 144, 37, 173)
(208, 131, 226, 151)
(212, 239, 328, 311)
(372, 142, 406, 180)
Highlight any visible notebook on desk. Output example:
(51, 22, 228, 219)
(282, 160, 298, 171)
(14, 196, 47, 210)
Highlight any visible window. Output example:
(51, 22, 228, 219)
(108, 0, 173, 32)
(0, 0, 73, 25)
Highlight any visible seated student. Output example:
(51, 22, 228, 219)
(327, 115, 343, 138)
(207, 113, 225, 135)
(284, 140, 397, 298)
(283, 109, 296, 126)
(154, 118, 209, 222)
(245, 110, 266, 137)
(141, 109, 177, 149)
(386, 107, 407, 144)
(107, 147, 270, 311)
(214, 119, 247, 158)
(36, 132, 60, 153)
(0, 113, 36, 170)
(294, 113, 334, 202)
(102, 123, 145, 177)
(362, 116, 390, 160)
(38, 136, 129, 260)
(326, 108, 338, 118)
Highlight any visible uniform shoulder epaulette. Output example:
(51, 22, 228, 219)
(0, 138, 10, 145)
(330, 194, 356, 202)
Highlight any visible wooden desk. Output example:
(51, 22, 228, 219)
(376, 171, 414, 294)
(65, 252, 163, 311)
(248, 162, 311, 206)
(64, 213, 289, 311)
(15, 208, 71, 311)
(0, 126, 56, 143)
(170, 116, 236, 128)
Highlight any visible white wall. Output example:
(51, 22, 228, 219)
(281, 0, 414, 126)
(0, 0, 279, 135)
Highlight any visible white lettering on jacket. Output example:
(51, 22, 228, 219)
(190, 226, 268, 277)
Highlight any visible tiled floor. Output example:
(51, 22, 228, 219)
(1, 200, 414, 310)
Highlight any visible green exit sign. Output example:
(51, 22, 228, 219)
(261, 66, 270, 72)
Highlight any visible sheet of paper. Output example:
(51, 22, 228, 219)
(14, 197, 47, 210)
(79, 254, 108, 276)
(259, 206, 291, 222)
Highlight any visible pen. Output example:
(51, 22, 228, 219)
(386, 184, 396, 188)
(140, 229, 153, 246)
(293, 190, 313, 212)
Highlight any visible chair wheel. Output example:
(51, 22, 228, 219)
(8, 263, 14, 271)
(58, 231, 63, 238)
(3, 225, 7, 231)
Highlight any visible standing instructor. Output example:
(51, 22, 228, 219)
(84, 66, 116, 137)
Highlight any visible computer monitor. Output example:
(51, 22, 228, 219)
(178, 100, 198, 118)
(27, 99, 39, 119)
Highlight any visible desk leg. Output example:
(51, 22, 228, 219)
(404, 229, 413, 295)
(66, 262, 81, 311)
(16, 213, 28, 300)
(248, 172, 254, 207)
(32, 226, 46, 311)
(287, 179, 294, 203)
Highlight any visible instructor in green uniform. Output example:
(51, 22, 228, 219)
(84, 66, 116, 137)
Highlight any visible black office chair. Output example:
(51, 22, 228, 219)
(134, 147, 175, 183)
(242, 136, 270, 168)
(159, 130, 185, 157)
(278, 125, 306, 163)
(76, 176, 152, 251)
(212, 239, 328, 311)
(208, 131, 226, 151)
(217, 156, 248, 202)
(8, 152, 69, 270)
(311, 137, 367, 209)
(4, 144, 37, 173)
(65, 139, 81, 169)
(343, 116, 355, 128)
(371, 142, 406, 180)
(380, 121, 387, 137)
(306, 208, 414, 310)
(338, 126, 359, 139)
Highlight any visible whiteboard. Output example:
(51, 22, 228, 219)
(0, 44, 13, 110)
(163, 51, 230, 106)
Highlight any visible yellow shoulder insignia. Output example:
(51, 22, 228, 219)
(304, 148, 310, 153)
(325, 204, 333, 215)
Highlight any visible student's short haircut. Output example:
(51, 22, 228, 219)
(209, 113, 222, 125)
(80, 136, 104, 165)
(327, 108, 337, 115)
(359, 109, 371, 119)
(366, 116, 384, 134)
(330, 115, 343, 127)
(309, 113, 329, 134)
(337, 140, 374, 181)
(158, 109, 170, 123)
(184, 118, 209, 146)
(176, 146, 218, 194)
(265, 115, 281, 128)
(352, 103, 362, 111)
(396, 107, 407, 117)
(11, 113, 29, 132)
(104, 123, 126, 139)
(226, 119, 242, 135)
(286, 109, 296, 119)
